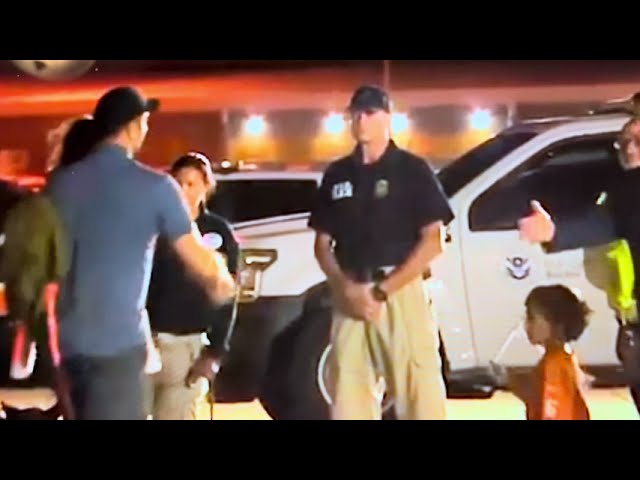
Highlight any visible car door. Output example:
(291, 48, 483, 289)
(459, 134, 621, 367)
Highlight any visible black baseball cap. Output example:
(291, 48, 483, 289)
(93, 86, 159, 134)
(348, 85, 391, 113)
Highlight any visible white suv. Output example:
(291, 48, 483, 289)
(212, 108, 632, 419)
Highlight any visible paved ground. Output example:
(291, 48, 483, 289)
(206, 388, 640, 420)
(3, 387, 636, 420)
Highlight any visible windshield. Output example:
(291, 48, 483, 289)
(437, 131, 538, 197)
(207, 179, 318, 224)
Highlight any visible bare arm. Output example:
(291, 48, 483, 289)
(380, 221, 444, 295)
(386, 158, 453, 296)
(519, 200, 617, 252)
(173, 227, 235, 304)
(314, 232, 345, 290)
(310, 166, 381, 321)
(155, 175, 235, 304)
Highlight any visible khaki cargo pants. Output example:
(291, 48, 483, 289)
(330, 277, 446, 420)
(146, 333, 209, 420)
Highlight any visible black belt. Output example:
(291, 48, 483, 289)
(345, 266, 432, 283)
(153, 328, 206, 337)
(345, 266, 396, 283)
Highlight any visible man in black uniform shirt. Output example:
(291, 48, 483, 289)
(146, 152, 239, 420)
(309, 85, 454, 420)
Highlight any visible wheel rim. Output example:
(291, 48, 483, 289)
(317, 344, 395, 414)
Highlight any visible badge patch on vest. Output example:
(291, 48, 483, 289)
(332, 181, 353, 200)
(375, 179, 389, 199)
(202, 232, 224, 251)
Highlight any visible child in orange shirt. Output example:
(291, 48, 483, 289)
(510, 285, 592, 420)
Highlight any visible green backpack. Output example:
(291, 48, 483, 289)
(0, 194, 70, 341)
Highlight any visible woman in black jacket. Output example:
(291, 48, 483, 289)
(146, 152, 238, 420)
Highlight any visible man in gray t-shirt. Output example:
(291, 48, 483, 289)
(47, 86, 234, 420)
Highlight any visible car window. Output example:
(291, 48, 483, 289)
(207, 179, 318, 223)
(469, 135, 620, 232)
(437, 131, 538, 197)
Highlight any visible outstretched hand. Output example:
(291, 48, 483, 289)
(518, 201, 556, 244)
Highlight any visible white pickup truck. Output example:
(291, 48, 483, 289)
(208, 108, 631, 419)
(0, 108, 628, 418)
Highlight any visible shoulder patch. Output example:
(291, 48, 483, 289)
(331, 181, 353, 200)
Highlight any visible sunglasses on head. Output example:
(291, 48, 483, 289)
(184, 152, 211, 166)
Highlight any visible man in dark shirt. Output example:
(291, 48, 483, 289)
(309, 85, 454, 420)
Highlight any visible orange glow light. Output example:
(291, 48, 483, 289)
(323, 112, 346, 135)
(243, 115, 267, 137)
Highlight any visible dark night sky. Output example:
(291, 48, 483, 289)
(0, 60, 371, 77)
(0, 60, 639, 95)
(1, 60, 640, 86)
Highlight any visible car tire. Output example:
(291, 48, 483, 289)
(260, 313, 455, 419)
(259, 306, 332, 420)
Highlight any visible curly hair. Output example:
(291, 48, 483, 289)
(525, 285, 592, 342)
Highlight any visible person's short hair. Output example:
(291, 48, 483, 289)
(615, 117, 640, 167)
(525, 285, 591, 342)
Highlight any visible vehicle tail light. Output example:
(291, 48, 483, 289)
(237, 249, 277, 303)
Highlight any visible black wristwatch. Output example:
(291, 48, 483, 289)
(371, 283, 388, 302)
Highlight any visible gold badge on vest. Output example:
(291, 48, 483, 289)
(375, 179, 389, 199)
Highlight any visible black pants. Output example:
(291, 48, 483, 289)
(616, 322, 640, 414)
(0, 321, 55, 389)
(0, 322, 62, 419)
(63, 345, 146, 420)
